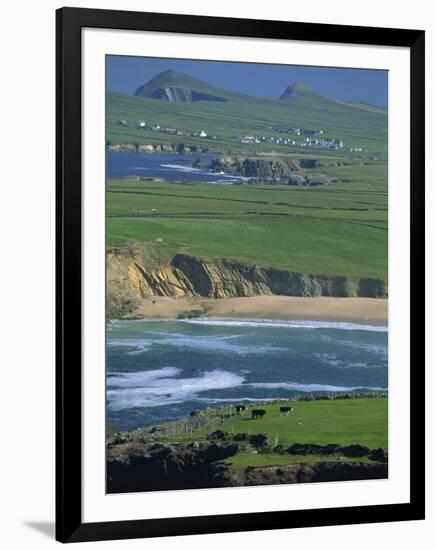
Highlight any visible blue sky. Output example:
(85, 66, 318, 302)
(107, 56, 388, 107)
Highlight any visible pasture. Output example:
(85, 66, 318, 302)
(217, 397, 388, 449)
(132, 397, 388, 471)
(107, 90, 388, 155)
(107, 173, 388, 280)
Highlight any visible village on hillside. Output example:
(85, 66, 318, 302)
(116, 118, 364, 153)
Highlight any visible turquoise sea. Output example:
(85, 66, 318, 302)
(106, 318, 388, 431)
(107, 151, 245, 184)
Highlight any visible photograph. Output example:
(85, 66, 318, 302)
(105, 56, 389, 493)
(0, 1, 429, 546)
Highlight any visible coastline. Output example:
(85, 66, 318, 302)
(127, 295, 388, 326)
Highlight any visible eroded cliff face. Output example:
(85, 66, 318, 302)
(106, 251, 387, 318)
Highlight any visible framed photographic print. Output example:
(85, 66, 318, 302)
(56, 7, 425, 543)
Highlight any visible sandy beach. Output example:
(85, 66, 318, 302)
(131, 295, 388, 326)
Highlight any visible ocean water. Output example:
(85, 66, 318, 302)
(107, 151, 246, 184)
(106, 318, 388, 431)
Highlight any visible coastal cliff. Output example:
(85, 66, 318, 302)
(193, 156, 337, 185)
(107, 251, 388, 318)
(107, 439, 387, 493)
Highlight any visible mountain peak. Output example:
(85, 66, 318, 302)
(279, 81, 319, 100)
(134, 70, 228, 102)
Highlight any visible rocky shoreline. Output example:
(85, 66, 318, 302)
(194, 155, 338, 186)
(107, 439, 388, 493)
(107, 149, 353, 185)
(107, 143, 210, 154)
(107, 395, 388, 493)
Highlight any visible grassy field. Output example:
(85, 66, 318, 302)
(107, 88, 388, 155)
(107, 173, 388, 279)
(122, 397, 388, 471)
(106, 71, 388, 281)
(155, 398, 388, 449)
(219, 398, 388, 448)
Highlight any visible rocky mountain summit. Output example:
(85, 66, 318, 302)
(279, 81, 322, 101)
(135, 69, 229, 102)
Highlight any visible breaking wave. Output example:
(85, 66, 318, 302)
(107, 368, 244, 410)
(249, 382, 386, 392)
(108, 332, 286, 355)
(181, 318, 388, 332)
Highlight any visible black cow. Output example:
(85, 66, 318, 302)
(235, 405, 247, 415)
(279, 406, 294, 415)
(251, 409, 266, 419)
(190, 410, 200, 417)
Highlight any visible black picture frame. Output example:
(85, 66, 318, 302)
(56, 7, 425, 543)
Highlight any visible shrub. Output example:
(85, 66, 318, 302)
(368, 448, 388, 462)
(342, 444, 370, 458)
(287, 443, 324, 455)
(209, 430, 229, 440)
(248, 433, 270, 448)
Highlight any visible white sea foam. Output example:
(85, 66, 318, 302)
(107, 369, 245, 410)
(160, 163, 249, 184)
(107, 338, 153, 355)
(194, 397, 281, 404)
(107, 367, 180, 388)
(108, 332, 285, 355)
(313, 353, 383, 369)
(107, 365, 385, 411)
(249, 382, 386, 392)
(160, 163, 203, 173)
(320, 335, 388, 356)
(181, 317, 388, 332)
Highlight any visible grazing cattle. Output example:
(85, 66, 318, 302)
(279, 406, 294, 415)
(190, 410, 200, 417)
(251, 409, 266, 419)
(235, 405, 247, 415)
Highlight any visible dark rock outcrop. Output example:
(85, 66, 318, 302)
(196, 156, 337, 186)
(285, 442, 382, 459)
(107, 436, 388, 492)
(208, 156, 301, 178)
(107, 441, 238, 493)
(231, 462, 388, 487)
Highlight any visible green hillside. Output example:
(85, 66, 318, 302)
(106, 71, 388, 282)
(110, 397, 388, 474)
(346, 101, 388, 114)
(107, 175, 388, 280)
(107, 72, 388, 154)
(134, 69, 260, 103)
(155, 397, 388, 451)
